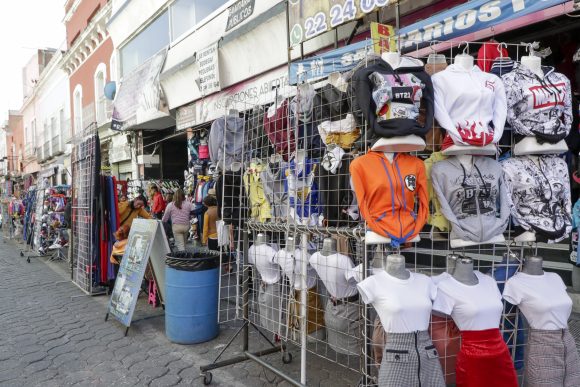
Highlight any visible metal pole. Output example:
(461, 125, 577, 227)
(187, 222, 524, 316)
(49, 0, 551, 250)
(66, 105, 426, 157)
(300, 232, 308, 385)
(243, 229, 249, 352)
(396, 1, 401, 52)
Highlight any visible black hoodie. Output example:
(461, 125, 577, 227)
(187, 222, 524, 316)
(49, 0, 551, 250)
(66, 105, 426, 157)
(350, 56, 434, 141)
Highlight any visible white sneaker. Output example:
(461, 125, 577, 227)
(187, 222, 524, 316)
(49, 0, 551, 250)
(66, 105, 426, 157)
(48, 241, 63, 250)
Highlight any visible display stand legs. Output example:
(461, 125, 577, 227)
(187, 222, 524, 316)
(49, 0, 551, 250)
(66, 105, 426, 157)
(199, 230, 302, 386)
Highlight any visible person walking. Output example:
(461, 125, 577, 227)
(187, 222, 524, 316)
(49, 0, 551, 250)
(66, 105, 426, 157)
(162, 189, 193, 251)
(151, 185, 166, 219)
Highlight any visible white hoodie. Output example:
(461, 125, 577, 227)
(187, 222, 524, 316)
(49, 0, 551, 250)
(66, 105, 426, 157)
(432, 64, 507, 147)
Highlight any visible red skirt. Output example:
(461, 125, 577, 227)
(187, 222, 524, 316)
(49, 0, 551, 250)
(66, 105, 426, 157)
(456, 329, 518, 387)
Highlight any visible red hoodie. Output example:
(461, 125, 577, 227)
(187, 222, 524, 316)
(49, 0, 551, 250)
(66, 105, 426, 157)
(350, 152, 428, 246)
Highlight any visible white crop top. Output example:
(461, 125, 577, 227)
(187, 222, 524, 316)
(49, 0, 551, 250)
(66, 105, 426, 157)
(433, 271, 503, 331)
(503, 272, 572, 330)
(357, 271, 436, 333)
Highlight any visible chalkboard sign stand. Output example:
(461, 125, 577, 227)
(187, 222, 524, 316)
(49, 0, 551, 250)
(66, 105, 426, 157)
(105, 219, 170, 335)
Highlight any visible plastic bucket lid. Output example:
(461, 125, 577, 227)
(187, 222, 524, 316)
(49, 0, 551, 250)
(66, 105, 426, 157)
(165, 250, 220, 272)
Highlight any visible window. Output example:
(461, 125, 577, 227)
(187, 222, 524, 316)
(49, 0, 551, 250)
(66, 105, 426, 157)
(59, 109, 67, 141)
(120, 11, 169, 76)
(194, 1, 227, 25)
(170, 0, 196, 40)
(94, 63, 107, 124)
(110, 53, 117, 82)
(170, 0, 228, 41)
(73, 85, 83, 134)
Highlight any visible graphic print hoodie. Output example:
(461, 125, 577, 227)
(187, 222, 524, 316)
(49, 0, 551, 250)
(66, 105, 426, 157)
(502, 63, 572, 144)
(350, 152, 428, 247)
(432, 64, 507, 147)
(351, 56, 434, 141)
(501, 155, 572, 243)
(431, 156, 510, 243)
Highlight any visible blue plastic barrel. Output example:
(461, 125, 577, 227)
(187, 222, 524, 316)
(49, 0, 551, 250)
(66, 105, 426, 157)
(165, 251, 219, 344)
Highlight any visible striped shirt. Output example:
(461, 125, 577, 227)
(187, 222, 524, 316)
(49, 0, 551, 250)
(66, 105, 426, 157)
(162, 201, 193, 225)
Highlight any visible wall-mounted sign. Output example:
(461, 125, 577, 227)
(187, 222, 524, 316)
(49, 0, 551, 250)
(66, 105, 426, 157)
(288, 0, 397, 47)
(226, 0, 255, 31)
(197, 43, 221, 96)
(177, 66, 287, 130)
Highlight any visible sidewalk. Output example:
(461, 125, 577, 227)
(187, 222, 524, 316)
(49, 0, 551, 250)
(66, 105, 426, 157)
(0, 239, 359, 386)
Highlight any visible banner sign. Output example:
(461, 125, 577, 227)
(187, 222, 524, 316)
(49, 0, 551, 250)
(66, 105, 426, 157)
(398, 0, 567, 50)
(226, 0, 255, 31)
(197, 43, 221, 95)
(370, 22, 395, 54)
(288, 0, 397, 47)
(289, 0, 566, 84)
(111, 48, 169, 131)
(107, 220, 169, 327)
(177, 66, 288, 130)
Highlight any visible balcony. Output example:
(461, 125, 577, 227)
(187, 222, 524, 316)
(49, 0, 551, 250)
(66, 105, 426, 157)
(96, 97, 112, 127)
(52, 136, 63, 156)
(43, 142, 50, 160)
(35, 146, 44, 162)
(25, 143, 35, 158)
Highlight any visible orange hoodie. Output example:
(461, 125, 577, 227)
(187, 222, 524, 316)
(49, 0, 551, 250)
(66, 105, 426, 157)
(350, 152, 428, 246)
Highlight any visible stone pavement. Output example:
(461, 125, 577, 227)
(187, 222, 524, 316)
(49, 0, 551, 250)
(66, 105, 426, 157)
(0, 240, 359, 387)
(2, 238, 580, 387)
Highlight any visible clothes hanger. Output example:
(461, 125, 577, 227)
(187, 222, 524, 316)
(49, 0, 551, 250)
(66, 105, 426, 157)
(495, 42, 511, 61)
(427, 41, 447, 65)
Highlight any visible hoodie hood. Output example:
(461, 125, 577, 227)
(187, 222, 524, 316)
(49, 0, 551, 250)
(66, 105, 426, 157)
(394, 56, 425, 70)
(502, 62, 572, 144)
(431, 156, 509, 243)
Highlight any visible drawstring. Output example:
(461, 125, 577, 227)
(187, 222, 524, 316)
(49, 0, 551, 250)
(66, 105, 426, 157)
(459, 161, 490, 198)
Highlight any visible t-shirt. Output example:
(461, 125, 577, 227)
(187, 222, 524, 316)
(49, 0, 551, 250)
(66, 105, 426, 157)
(503, 272, 572, 330)
(433, 271, 503, 331)
(357, 271, 436, 333)
(275, 248, 317, 290)
(248, 244, 280, 284)
(309, 252, 358, 299)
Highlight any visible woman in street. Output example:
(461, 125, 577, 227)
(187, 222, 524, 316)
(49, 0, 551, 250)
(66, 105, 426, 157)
(162, 189, 193, 251)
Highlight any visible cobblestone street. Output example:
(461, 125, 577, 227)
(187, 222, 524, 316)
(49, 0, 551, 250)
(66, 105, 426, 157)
(3, 238, 580, 387)
(0, 240, 358, 387)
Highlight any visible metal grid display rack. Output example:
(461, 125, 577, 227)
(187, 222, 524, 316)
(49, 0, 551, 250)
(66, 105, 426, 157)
(71, 123, 102, 295)
(196, 31, 561, 385)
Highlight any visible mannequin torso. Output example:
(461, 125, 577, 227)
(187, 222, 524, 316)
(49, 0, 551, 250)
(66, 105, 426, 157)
(385, 254, 411, 280)
(520, 55, 543, 78)
(454, 54, 474, 71)
(522, 256, 544, 276)
(256, 233, 268, 246)
(514, 137, 568, 156)
(320, 238, 337, 256)
(453, 258, 479, 285)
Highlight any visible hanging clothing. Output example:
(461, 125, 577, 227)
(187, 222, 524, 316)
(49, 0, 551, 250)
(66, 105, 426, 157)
(260, 161, 288, 220)
(424, 152, 449, 232)
(284, 158, 320, 224)
(350, 152, 428, 247)
(208, 115, 246, 168)
(243, 163, 272, 223)
(501, 155, 572, 243)
(318, 154, 357, 227)
(477, 41, 509, 73)
(502, 63, 573, 144)
(351, 56, 434, 141)
(432, 64, 507, 148)
(264, 100, 295, 161)
(431, 156, 510, 243)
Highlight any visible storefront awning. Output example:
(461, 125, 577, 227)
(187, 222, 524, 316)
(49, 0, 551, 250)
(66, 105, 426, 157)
(111, 48, 173, 131)
(289, 0, 570, 84)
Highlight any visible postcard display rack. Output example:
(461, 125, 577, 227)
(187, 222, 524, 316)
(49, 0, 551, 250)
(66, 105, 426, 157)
(71, 124, 102, 294)
(193, 32, 559, 385)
